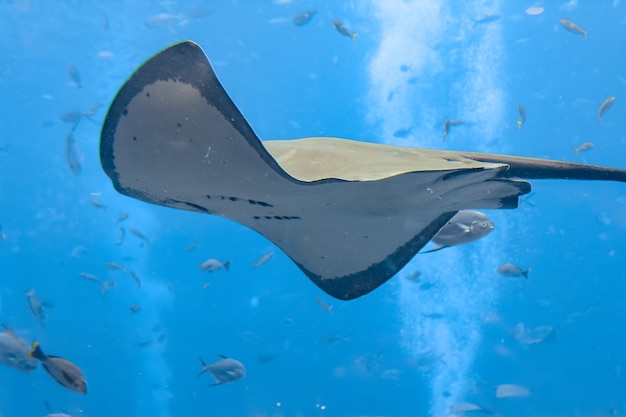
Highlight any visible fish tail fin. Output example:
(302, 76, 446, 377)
(573, 147, 578, 155)
(224, 260, 231, 271)
(584, 31, 587, 41)
(349, 32, 357, 43)
(516, 120, 522, 131)
(29, 341, 45, 360)
(197, 357, 207, 376)
(522, 268, 531, 279)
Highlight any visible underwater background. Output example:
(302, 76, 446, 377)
(1, 1, 626, 416)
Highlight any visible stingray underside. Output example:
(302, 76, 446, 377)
(100, 41, 554, 299)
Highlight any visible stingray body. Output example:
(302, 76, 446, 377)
(100, 41, 626, 300)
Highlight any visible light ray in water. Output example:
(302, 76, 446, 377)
(366, 0, 504, 414)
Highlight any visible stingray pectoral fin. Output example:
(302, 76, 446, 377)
(98, 41, 531, 300)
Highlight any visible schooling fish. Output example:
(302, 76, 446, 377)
(333, 19, 357, 42)
(598, 96, 615, 125)
(293, 9, 316, 26)
(443, 119, 464, 141)
(198, 355, 246, 386)
(560, 19, 587, 40)
(423, 210, 494, 253)
(29, 342, 87, 394)
(516, 104, 526, 131)
(199, 258, 231, 272)
(574, 142, 594, 155)
(496, 263, 530, 278)
(26, 289, 52, 325)
(66, 64, 81, 88)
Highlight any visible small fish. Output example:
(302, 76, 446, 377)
(511, 323, 555, 345)
(333, 19, 357, 42)
(252, 252, 274, 268)
(442, 119, 464, 141)
(316, 296, 333, 313)
(473, 14, 500, 27)
(90, 199, 107, 209)
(128, 227, 152, 244)
(598, 96, 615, 125)
(319, 333, 350, 345)
(66, 64, 81, 88)
(423, 210, 494, 253)
(100, 279, 117, 294)
(129, 304, 141, 314)
(116, 227, 125, 246)
(28, 342, 87, 394)
(185, 243, 198, 251)
(516, 103, 526, 131)
(560, 19, 587, 41)
(116, 212, 129, 223)
(0, 325, 37, 372)
(65, 130, 82, 175)
(293, 9, 316, 26)
(198, 355, 246, 386)
(405, 270, 422, 282)
(419, 281, 437, 290)
(144, 12, 186, 28)
(60, 103, 101, 125)
(495, 383, 530, 398)
(497, 263, 530, 279)
(574, 142, 594, 155)
(26, 289, 51, 325)
(422, 312, 444, 319)
(449, 402, 488, 414)
(129, 271, 142, 288)
(199, 259, 231, 272)
(106, 262, 126, 272)
(78, 272, 100, 283)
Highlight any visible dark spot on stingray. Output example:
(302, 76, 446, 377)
(253, 216, 260, 219)
(146, 92, 151, 97)
(133, 136, 137, 141)
(177, 122, 181, 127)
(273, 216, 283, 219)
(264, 216, 272, 219)
(122, 108, 128, 116)
(229, 197, 238, 202)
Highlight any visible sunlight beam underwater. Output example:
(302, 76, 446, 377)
(100, 41, 626, 301)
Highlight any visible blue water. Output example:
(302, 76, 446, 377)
(2, 1, 626, 416)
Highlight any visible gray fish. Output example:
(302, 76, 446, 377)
(26, 289, 51, 325)
(473, 14, 500, 28)
(29, 342, 87, 394)
(128, 227, 152, 244)
(0, 325, 37, 372)
(574, 142, 594, 155)
(497, 263, 530, 279)
(198, 355, 246, 386)
(333, 19, 356, 42)
(598, 96, 615, 125)
(252, 252, 273, 268)
(67, 64, 81, 88)
(199, 258, 230, 272)
(423, 210, 494, 253)
(65, 130, 82, 175)
(516, 103, 526, 131)
(443, 119, 464, 141)
(511, 323, 555, 345)
(293, 9, 316, 26)
(560, 19, 587, 40)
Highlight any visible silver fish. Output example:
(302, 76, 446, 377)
(598, 96, 615, 125)
(26, 289, 51, 325)
(560, 19, 587, 40)
(511, 323, 555, 345)
(29, 342, 86, 394)
(199, 259, 230, 272)
(0, 325, 37, 372)
(252, 252, 273, 268)
(497, 263, 530, 278)
(423, 210, 494, 252)
(198, 355, 245, 386)
(574, 142, 594, 155)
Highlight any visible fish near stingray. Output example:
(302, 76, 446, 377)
(0, 325, 37, 373)
(99, 41, 626, 301)
(198, 355, 245, 386)
(422, 210, 494, 253)
(29, 342, 87, 394)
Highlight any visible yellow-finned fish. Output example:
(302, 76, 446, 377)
(29, 342, 87, 394)
(333, 19, 356, 42)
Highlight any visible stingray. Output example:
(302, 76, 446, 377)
(100, 41, 626, 300)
